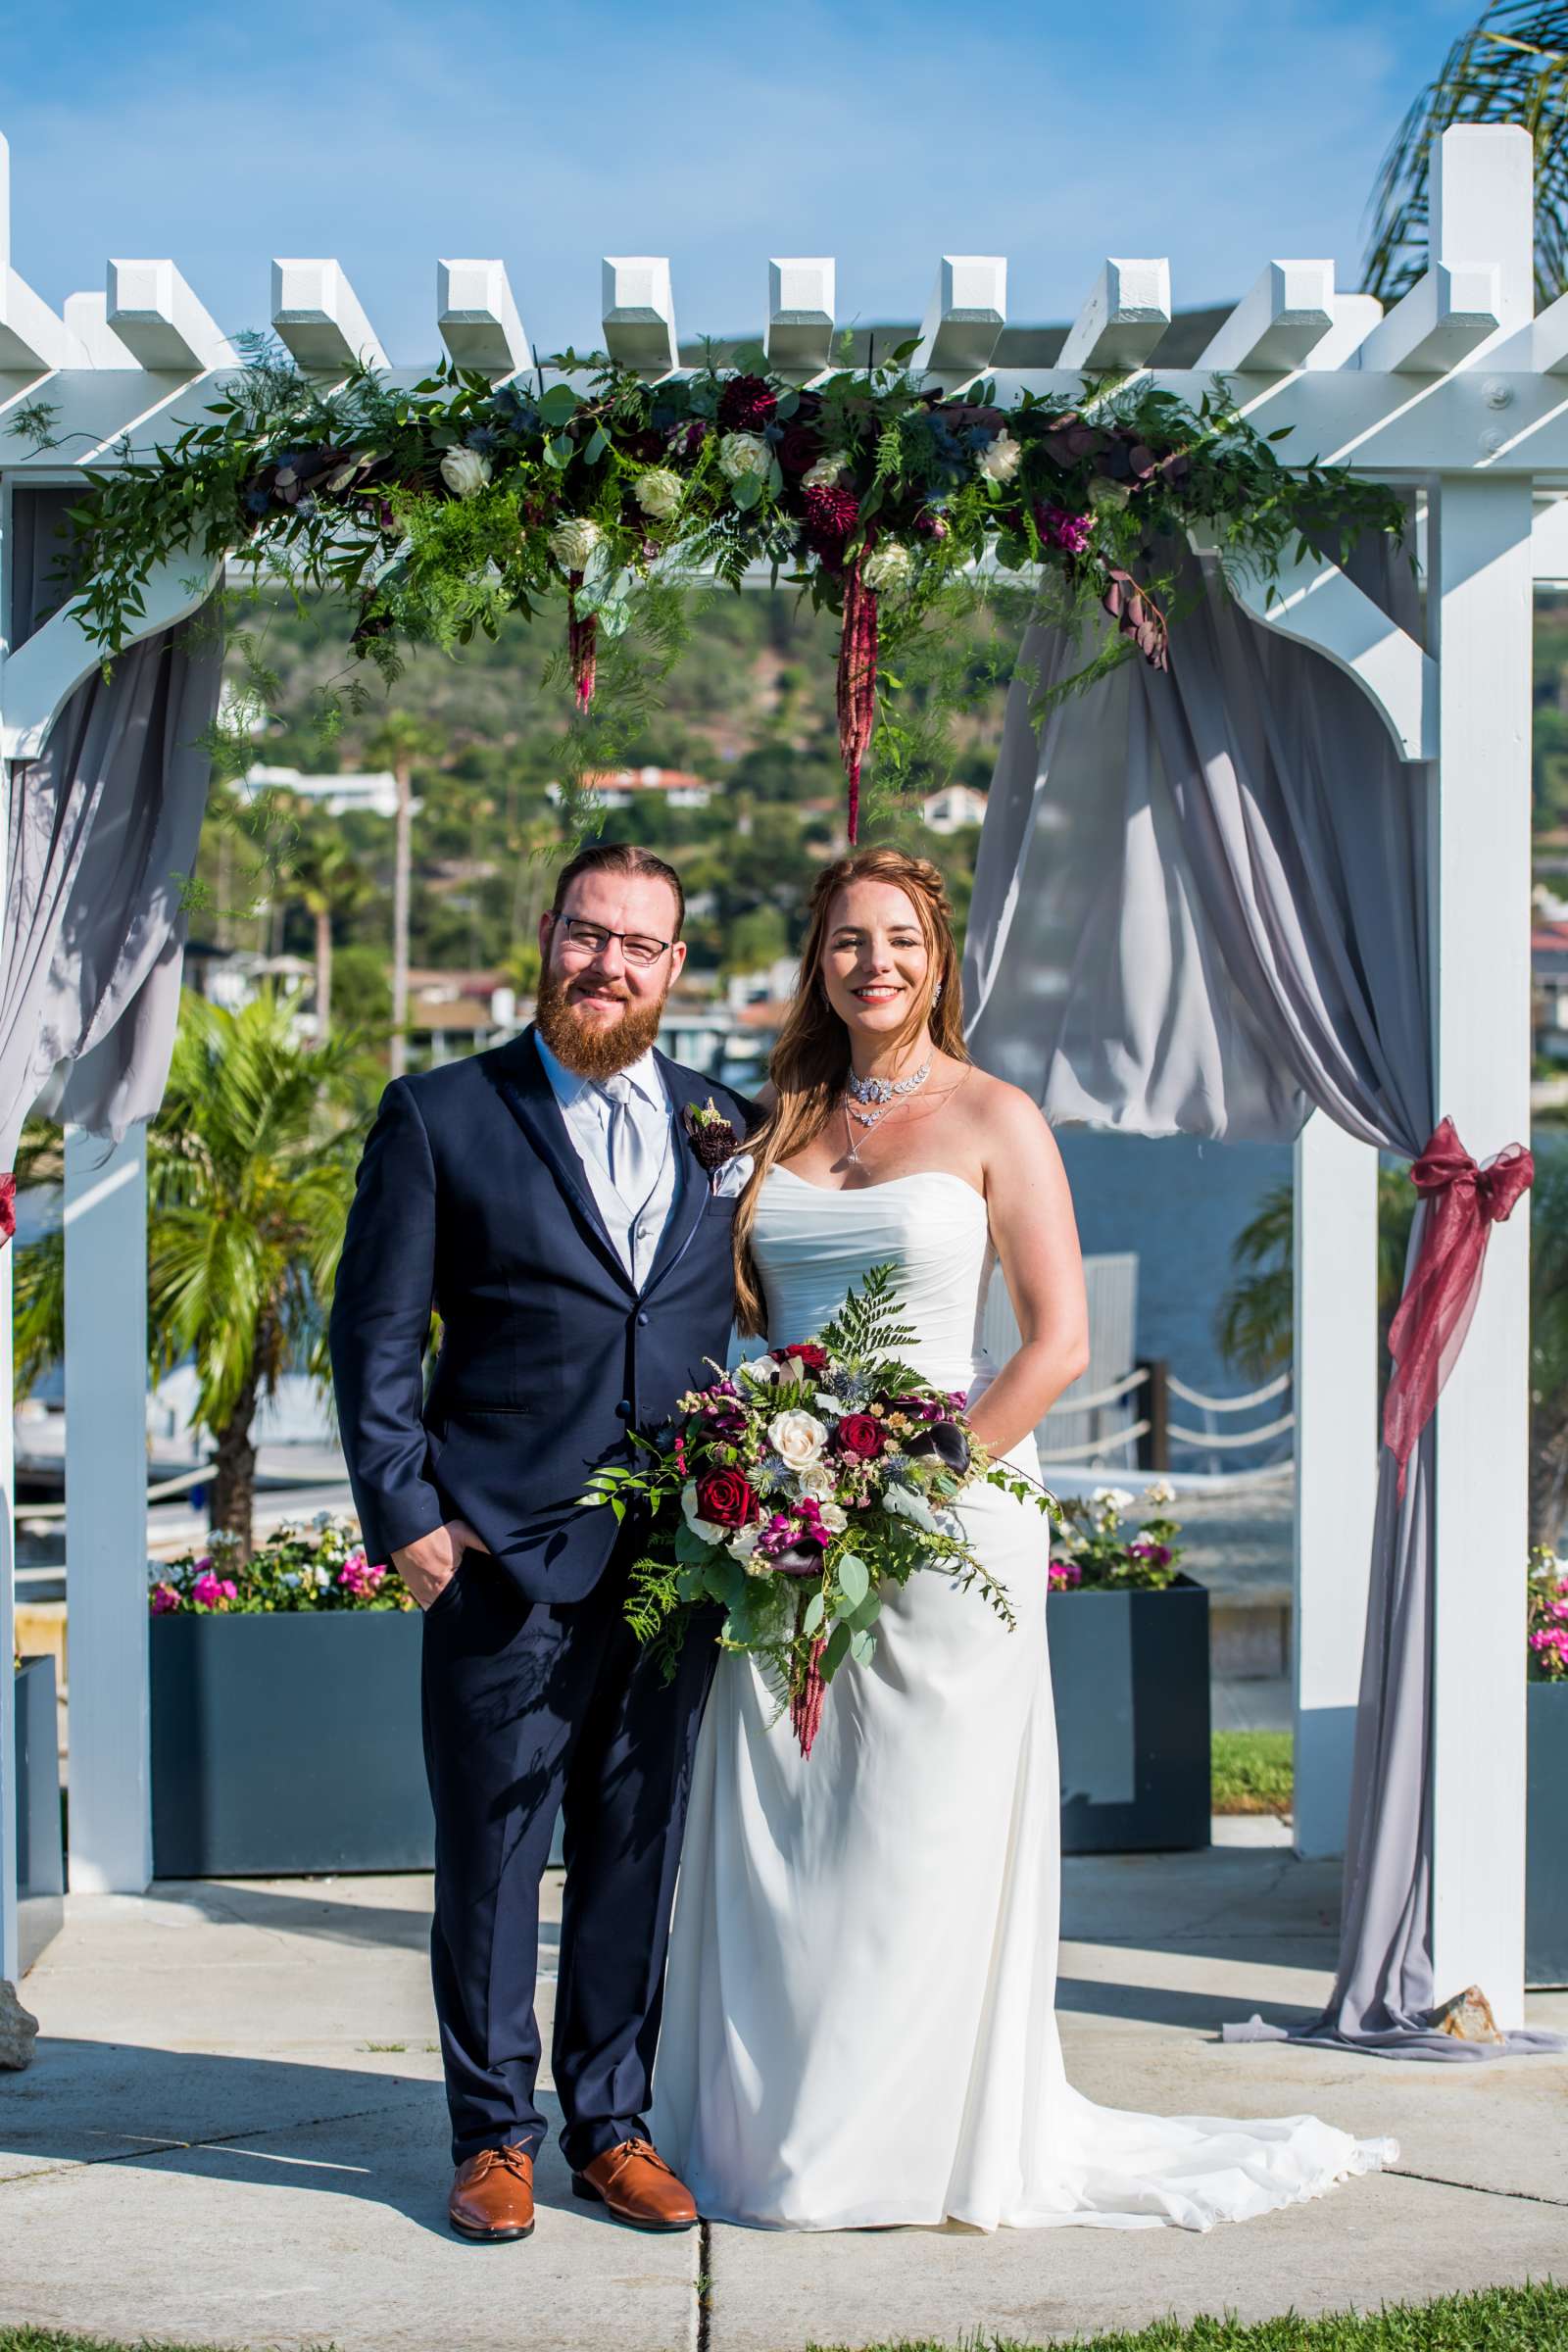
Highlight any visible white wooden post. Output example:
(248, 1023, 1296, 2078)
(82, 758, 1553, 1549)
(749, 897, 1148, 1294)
(1427, 125, 1535, 2024)
(63, 1123, 152, 1895)
(1292, 1112, 1379, 1858)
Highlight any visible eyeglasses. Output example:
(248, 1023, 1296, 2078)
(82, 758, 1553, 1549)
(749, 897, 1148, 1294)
(552, 913, 672, 968)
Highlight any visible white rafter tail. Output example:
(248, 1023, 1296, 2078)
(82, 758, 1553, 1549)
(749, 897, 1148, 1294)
(911, 257, 1006, 381)
(1198, 261, 1335, 374)
(0, 269, 82, 371)
(107, 259, 238, 371)
(1227, 543, 1436, 761)
(1532, 493, 1568, 584)
(1303, 291, 1384, 371)
(1057, 259, 1170, 375)
(602, 257, 677, 376)
(1356, 263, 1501, 375)
(764, 258, 835, 378)
(437, 260, 531, 378)
(271, 260, 389, 374)
(63, 292, 138, 368)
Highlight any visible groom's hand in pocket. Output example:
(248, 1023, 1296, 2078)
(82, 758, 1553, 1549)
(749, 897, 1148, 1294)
(392, 1517, 489, 1611)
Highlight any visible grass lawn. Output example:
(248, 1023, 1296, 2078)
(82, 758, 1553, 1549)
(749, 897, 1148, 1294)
(1212, 1729, 1294, 1816)
(808, 2281, 1568, 2348)
(3, 2284, 1564, 2352)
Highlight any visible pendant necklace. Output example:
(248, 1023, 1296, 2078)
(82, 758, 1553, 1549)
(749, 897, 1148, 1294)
(842, 1056, 932, 1166)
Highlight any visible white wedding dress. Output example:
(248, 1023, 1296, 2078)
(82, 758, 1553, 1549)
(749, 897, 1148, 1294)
(652, 1168, 1396, 2232)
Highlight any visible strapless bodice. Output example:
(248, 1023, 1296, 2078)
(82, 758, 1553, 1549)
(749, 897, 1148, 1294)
(753, 1167, 995, 1396)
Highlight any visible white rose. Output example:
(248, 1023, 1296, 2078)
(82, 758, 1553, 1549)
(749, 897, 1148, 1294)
(717, 431, 771, 482)
(977, 430, 1023, 484)
(440, 447, 492, 500)
(817, 1500, 849, 1535)
(634, 467, 683, 520)
(768, 1409, 829, 1473)
(680, 1482, 727, 1544)
(803, 453, 849, 489)
(1087, 475, 1131, 511)
(860, 542, 914, 594)
(728, 1525, 764, 1570)
(797, 1462, 837, 1501)
(549, 515, 604, 571)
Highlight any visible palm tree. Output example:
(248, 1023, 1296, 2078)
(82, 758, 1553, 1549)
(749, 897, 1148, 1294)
(362, 712, 445, 1079)
(15, 989, 361, 1554)
(1364, 5, 1568, 306)
(280, 807, 375, 1041)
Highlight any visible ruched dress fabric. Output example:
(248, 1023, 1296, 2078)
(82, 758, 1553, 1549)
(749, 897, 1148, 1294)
(652, 1168, 1397, 2231)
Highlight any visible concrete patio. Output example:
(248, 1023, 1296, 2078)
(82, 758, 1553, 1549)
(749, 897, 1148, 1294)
(0, 1837, 1563, 2352)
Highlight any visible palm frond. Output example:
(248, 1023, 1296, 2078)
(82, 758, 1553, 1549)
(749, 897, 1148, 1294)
(1364, 4, 1568, 305)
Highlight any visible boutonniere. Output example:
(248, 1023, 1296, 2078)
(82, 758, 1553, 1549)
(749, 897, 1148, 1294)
(683, 1098, 741, 1169)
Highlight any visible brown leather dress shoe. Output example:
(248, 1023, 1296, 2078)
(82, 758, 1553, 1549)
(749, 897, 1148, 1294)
(448, 2144, 535, 2241)
(572, 2137, 698, 2231)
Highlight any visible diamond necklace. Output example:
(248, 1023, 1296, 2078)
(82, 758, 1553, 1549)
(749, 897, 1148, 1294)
(842, 1056, 933, 1164)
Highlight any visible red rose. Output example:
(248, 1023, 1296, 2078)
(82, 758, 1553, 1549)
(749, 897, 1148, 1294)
(696, 1468, 759, 1529)
(835, 1414, 884, 1461)
(776, 422, 823, 475)
(781, 1342, 828, 1372)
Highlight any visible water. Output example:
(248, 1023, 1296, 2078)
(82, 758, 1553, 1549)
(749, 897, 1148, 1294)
(1055, 1129, 1295, 1462)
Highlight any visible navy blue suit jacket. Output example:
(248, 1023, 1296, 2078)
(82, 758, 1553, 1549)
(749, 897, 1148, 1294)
(328, 1026, 757, 1603)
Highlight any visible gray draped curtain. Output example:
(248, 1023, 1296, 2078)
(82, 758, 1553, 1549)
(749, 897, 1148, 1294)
(965, 544, 1560, 2057)
(0, 488, 222, 1162)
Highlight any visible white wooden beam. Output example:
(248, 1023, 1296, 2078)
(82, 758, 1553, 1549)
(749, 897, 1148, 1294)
(602, 257, 677, 376)
(1533, 494, 1568, 583)
(0, 271, 82, 372)
(1433, 121, 1535, 337)
(1356, 264, 1501, 375)
(437, 260, 530, 377)
(1223, 540, 1435, 761)
(64, 1123, 152, 1897)
(1198, 261, 1335, 374)
(911, 257, 1006, 380)
(1293, 1112, 1379, 1859)
(107, 260, 237, 372)
(1057, 260, 1169, 374)
(1304, 291, 1383, 372)
(1534, 289, 1568, 375)
(1, 547, 220, 760)
(63, 292, 138, 369)
(764, 258, 835, 377)
(270, 260, 388, 374)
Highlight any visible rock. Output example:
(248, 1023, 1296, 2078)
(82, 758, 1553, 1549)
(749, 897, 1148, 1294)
(1427, 1983, 1503, 2043)
(0, 1981, 39, 2069)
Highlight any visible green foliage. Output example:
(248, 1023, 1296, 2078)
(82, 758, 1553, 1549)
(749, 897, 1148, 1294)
(1050, 1485, 1185, 1592)
(149, 1518, 413, 1614)
(1211, 1730, 1295, 1817)
(1364, 3, 1568, 307)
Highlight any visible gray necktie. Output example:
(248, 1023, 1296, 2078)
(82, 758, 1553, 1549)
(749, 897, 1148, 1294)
(602, 1072, 660, 1222)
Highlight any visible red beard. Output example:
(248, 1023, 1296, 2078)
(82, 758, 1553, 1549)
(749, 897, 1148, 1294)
(535, 961, 668, 1079)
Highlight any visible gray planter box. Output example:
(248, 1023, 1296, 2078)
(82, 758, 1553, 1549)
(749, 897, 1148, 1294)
(14, 1654, 65, 1972)
(1527, 1680, 1568, 1987)
(1050, 1574, 1211, 1853)
(151, 1613, 433, 1878)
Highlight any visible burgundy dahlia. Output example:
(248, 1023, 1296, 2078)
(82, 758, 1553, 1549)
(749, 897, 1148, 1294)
(803, 484, 859, 559)
(718, 372, 778, 430)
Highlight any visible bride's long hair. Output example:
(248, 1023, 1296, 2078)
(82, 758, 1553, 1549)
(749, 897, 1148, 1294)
(733, 847, 969, 1335)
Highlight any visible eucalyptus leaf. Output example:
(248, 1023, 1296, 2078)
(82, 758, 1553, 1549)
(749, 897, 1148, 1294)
(766, 457, 784, 497)
(823, 1621, 852, 1677)
(849, 1627, 877, 1667)
(538, 383, 580, 423)
(884, 1484, 941, 1535)
(774, 388, 800, 419)
(730, 473, 762, 511)
(803, 1590, 826, 1636)
(544, 434, 574, 470)
(848, 1589, 882, 1633)
(583, 423, 611, 465)
(837, 1552, 870, 1608)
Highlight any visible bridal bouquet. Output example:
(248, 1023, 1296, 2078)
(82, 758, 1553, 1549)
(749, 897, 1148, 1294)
(584, 1263, 1052, 1755)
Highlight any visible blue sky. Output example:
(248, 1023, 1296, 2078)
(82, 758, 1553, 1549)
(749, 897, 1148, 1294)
(7, 2, 1479, 366)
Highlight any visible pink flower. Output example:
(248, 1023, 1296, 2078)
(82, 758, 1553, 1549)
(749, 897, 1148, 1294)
(1035, 502, 1094, 556)
(1048, 1557, 1082, 1592)
(150, 1582, 180, 1615)
(338, 1552, 387, 1598)
(192, 1571, 237, 1609)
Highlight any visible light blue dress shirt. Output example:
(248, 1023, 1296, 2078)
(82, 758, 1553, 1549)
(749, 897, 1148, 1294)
(535, 1032, 681, 1287)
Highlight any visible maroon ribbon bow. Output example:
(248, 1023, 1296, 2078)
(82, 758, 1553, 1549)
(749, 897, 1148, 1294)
(1382, 1115, 1534, 1496)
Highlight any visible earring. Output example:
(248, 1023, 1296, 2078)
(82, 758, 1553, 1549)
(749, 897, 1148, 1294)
(932, 981, 944, 1007)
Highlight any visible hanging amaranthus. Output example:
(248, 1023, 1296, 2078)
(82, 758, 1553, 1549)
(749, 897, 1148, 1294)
(836, 558, 878, 846)
(566, 575, 598, 711)
(790, 1632, 828, 1759)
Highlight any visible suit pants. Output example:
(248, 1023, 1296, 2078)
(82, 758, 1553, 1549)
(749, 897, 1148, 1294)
(420, 1532, 716, 2170)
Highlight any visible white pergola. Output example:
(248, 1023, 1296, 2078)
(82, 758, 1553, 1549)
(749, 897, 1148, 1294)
(0, 122, 1561, 2017)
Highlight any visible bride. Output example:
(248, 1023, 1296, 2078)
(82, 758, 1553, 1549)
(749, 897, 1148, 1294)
(652, 845, 1396, 2232)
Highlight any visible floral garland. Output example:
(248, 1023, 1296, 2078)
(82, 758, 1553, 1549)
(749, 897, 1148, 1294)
(34, 338, 1406, 841)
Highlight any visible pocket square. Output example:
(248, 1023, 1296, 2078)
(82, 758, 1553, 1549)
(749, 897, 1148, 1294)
(710, 1152, 755, 1200)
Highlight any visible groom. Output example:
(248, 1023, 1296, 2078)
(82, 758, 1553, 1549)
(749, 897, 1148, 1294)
(329, 842, 755, 2244)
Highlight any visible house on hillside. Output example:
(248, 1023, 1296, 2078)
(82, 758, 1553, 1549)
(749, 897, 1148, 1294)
(239, 762, 403, 820)
(547, 765, 713, 811)
(921, 783, 988, 834)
